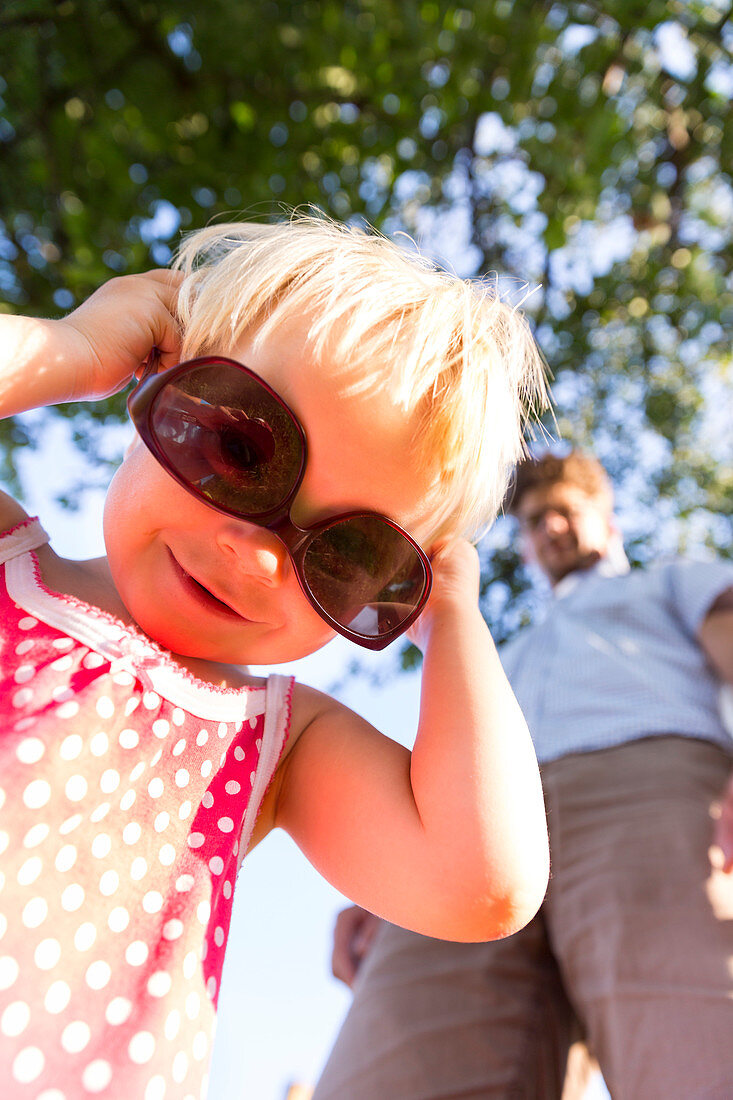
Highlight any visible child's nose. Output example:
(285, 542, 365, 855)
(216, 521, 289, 586)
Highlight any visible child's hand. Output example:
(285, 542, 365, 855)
(407, 538, 480, 652)
(52, 270, 183, 401)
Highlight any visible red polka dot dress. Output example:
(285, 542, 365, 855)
(0, 519, 293, 1098)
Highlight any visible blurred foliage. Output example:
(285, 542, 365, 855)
(1, 0, 732, 650)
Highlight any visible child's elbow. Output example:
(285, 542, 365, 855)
(442, 852, 550, 943)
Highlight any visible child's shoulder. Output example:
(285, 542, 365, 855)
(0, 489, 32, 534)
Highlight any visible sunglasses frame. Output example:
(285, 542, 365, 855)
(127, 352, 432, 650)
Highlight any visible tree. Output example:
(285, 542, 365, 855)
(1, 0, 731, 646)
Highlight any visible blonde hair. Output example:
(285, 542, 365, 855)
(173, 212, 548, 539)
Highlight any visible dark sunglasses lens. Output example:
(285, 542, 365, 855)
(303, 516, 428, 638)
(149, 363, 303, 516)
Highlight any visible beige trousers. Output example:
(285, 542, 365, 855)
(313, 737, 733, 1100)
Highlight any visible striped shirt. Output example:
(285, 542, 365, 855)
(499, 554, 733, 764)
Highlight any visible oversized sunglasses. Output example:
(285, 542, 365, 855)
(127, 353, 432, 650)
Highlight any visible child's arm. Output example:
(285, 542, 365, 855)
(269, 540, 550, 942)
(0, 271, 181, 418)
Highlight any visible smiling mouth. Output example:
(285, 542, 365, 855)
(167, 549, 245, 620)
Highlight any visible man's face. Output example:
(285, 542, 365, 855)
(515, 481, 614, 586)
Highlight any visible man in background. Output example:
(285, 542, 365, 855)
(313, 451, 733, 1100)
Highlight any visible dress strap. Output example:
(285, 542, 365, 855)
(239, 674, 295, 853)
(0, 517, 50, 565)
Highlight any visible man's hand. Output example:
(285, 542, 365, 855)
(331, 905, 382, 988)
(712, 771, 733, 874)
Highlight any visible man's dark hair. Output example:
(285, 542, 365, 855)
(506, 451, 614, 515)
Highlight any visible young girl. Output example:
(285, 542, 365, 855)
(0, 215, 549, 1098)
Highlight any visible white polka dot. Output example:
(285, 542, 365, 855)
(90, 801, 111, 823)
(44, 979, 71, 1013)
(55, 844, 77, 872)
(179, 800, 192, 820)
(217, 722, 228, 738)
(183, 950, 198, 980)
(125, 941, 149, 967)
(59, 813, 83, 835)
(85, 960, 111, 990)
(61, 1019, 91, 1053)
(96, 696, 115, 719)
(197, 900, 211, 924)
(164, 1009, 181, 1041)
(52, 635, 74, 650)
(50, 654, 73, 672)
(150, 748, 163, 767)
(129, 761, 146, 782)
(206, 975, 218, 999)
(18, 616, 38, 630)
(22, 896, 47, 929)
(157, 844, 175, 867)
(196, 729, 209, 747)
(172, 707, 185, 726)
(100, 769, 120, 794)
(52, 684, 74, 703)
(225, 780, 241, 795)
(57, 699, 80, 719)
(113, 670, 134, 686)
(128, 1030, 155, 1064)
(12, 1045, 44, 1082)
(162, 918, 183, 941)
(18, 856, 43, 886)
(105, 996, 132, 1026)
(108, 906, 130, 933)
(14, 639, 34, 656)
(37, 1090, 66, 1100)
(59, 733, 83, 760)
(142, 891, 163, 914)
(219, 751, 227, 767)
(123, 822, 141, 845)
(61, 884, 85, 912)
(218, 816, 234, 833)
(130, 857, 148, 881)
(154, 811, 170, 833)
(234, 746, 245, 761)
(152, 719, 170, 738)
(1, 999, 30, 1037)
(143, 691, 161, 710)
(193, 1030, 209, 1060)
(145, 1074, 166, 1100)
(188, 832, 205, 849)
(91, 833, 112, 859)
(82, 1058, 113, 1092)
(14, 663, 35, 684)
(83, 651, 105, 669)
(23, 779, 51, 809)
(186, 991, 201, 1020)
(100, 870, 119, 896)
(34, 938, 61, 970)
(23, 823, 50, 848)
(0, 831, 8, 856)
(201, 759, 213, 778)
(148, 777, 164, 798)
(214, 926, 225, 948)
(16, 737, 44, 764)
(90, 731, 109, 756)
(120, 789, 136, 811)
(74, 922, 97, 952)
(172, 738, 186, 756)
(147, 970, 172, 998)
(65, 774, 88, 802)
(250, 770, 256, 786)
(223, 880, 232, 900)
(125, 697, 140, 717)
(119, 728, 139, 749)
(176, 874, 195, 893)
(172, 1050, 189, 1083)
(201, 791, 214, 809)
(175, 769, 190, 788)
(0, 956, 18, 991)
(209, 856, 224, 876)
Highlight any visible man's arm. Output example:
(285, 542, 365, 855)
(698, 586, 733, 872)
(698, 586, 733, 685)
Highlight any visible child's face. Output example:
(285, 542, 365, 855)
(104, 316, 438, 664)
